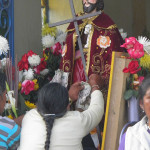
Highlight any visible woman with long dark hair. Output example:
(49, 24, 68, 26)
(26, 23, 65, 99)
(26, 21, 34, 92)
(19, 74, 104, 150)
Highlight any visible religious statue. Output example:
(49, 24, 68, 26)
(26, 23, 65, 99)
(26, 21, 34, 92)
(60, 0, 123, 89)
(60, 0, 124, 149)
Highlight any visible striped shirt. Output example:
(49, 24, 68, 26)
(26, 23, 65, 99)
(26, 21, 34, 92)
(0, 116, 21, 150)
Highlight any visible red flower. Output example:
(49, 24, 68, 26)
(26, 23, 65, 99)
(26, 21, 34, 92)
(18, 54, 29, 71)
(123, 60, 141, 74)
(51, 42, 62, 55)
(34, 58, 47, 74)
(21, 80, 35, 95)
(27, 50, 36, 57)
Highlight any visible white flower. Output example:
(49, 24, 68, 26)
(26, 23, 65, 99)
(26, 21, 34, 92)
(0, 58, 7, 66)
(40, 69, 49, 76)
(4, 103, 12, 110)
(55, 32, 67, 45)
(42, 35, 55, 48)
(28, 54, 41, 67)
(56, 29, 63, 37)
(0, 35, 9, 55)
(138, 36, 150, 46)
(23, 68, 34, 80)
(138, 36, 150, 55)
(119, 28, 127, 40)
(7, 91, 16, 107)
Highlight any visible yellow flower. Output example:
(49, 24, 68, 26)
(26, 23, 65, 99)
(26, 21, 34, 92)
(44, 53, 48, 61)
(25, 101, 36, 109)
(18, 82, 22, 90)
(140, 53, 150, 70)
(42, 24, 57, 37)
(32, 79, 39, 91)
(7, 115, 13, 119)
(34, 84, 39, 91)
(133, 74, 138, 80)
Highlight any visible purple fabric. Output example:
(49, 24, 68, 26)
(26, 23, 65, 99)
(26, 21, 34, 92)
(118, 133, 126, 150)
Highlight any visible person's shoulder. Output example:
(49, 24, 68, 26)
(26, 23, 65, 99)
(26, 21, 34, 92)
(0, 116, 16, 129)
(23, 109, 42, 121)
(93, 12, 117, 29)
(127, 116, 147, 133)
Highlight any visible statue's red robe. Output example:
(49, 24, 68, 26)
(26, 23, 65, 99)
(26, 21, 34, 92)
(60, 12, 123, 90)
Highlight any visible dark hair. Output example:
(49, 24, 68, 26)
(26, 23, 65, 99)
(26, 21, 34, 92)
(138, 76, 150, 101)
(0, 70, 6, 96)
(36, 83, 69, 150)
(96, 0, 104, 11)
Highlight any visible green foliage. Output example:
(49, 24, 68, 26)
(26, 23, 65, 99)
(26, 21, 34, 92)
(17, 92, 30, 116)
(46, 51, 61, 77)
(124, 89, 138, 100)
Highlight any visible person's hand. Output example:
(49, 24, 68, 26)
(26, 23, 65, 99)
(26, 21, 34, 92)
(88, 74, 103, 92)
(69, 82, 84, 101)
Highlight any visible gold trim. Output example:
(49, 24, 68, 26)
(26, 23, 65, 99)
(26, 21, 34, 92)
(92, 23, 117, 30)
(63, 60, 71, 72)
(67, 22, 117, 33)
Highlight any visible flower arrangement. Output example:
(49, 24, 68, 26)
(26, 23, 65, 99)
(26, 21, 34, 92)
(0, 35, 18, 119)
(18, 43, 63, 111)
(122, 36, 150, 100)
(18, 50, 48, 111)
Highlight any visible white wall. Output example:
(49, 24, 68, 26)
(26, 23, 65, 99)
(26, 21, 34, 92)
(14, 0, 42, 60)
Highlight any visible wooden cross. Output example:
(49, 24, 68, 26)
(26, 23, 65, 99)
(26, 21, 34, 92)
(49, 0, 102, 81)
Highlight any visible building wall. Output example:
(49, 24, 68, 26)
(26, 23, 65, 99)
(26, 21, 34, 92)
(104, 0, 133, 36)
(14, 0, 42, 60)
(146, 0, 150, 34)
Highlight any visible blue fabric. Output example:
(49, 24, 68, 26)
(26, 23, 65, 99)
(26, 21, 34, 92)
(0, 116, 21, 149)
(118, 132, 126, 150)
(0, 141, 8, 149)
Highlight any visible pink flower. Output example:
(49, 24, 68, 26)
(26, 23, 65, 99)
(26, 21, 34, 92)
(138, 76, 144, 85)
(127, 42, 144, 59)
(51, 42, 62, 55)
(121, 37, 137, 49)
(21, 80, 35, 95)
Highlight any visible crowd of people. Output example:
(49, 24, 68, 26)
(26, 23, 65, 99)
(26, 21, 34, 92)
(0, 70, 104, 150)
(1, 0, 149, 150)
(1, 70, 150, 150)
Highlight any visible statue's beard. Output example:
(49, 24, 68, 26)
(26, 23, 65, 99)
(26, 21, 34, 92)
(83, 2, 97, 13)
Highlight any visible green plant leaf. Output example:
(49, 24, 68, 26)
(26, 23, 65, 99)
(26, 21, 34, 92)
(17, 92, 29, 115)
(124, 89, 134, 100)
(133, 90, 138, 98)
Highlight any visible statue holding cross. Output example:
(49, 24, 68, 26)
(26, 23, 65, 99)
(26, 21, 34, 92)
(60, 0, 123, 96)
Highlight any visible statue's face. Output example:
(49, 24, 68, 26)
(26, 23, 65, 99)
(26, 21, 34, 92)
(82, 0, 97, 13)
